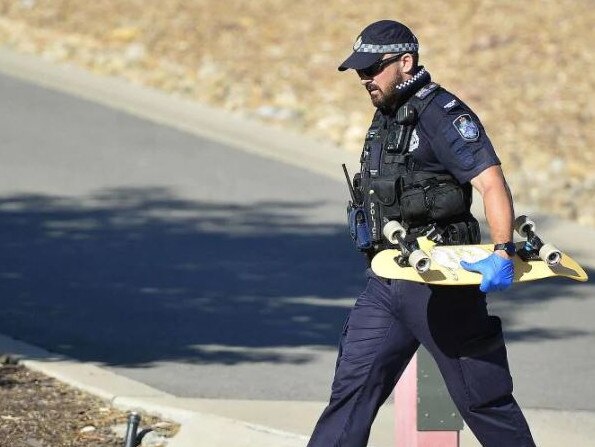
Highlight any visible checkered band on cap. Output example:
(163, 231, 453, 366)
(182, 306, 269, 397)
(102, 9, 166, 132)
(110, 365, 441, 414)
(355, 42, 419, 53)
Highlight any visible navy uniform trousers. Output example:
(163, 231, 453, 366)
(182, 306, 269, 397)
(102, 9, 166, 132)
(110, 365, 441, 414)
(308, 271, 536, 447)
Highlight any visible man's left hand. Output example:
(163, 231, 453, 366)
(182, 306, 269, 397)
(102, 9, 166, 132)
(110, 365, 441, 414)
(460, 253, 514, 293)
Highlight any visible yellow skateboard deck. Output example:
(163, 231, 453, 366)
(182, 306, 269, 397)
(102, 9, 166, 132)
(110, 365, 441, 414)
(371, 237, 588, 285)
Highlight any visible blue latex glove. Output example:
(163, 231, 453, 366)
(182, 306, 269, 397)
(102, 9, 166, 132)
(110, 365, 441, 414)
(460, 253, 514, 293)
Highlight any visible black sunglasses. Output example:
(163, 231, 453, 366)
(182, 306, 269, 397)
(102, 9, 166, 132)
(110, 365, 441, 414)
(357, 54, 403, 77)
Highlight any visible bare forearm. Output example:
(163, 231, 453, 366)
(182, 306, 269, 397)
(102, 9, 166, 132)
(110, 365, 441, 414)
(482, 180, 514, 244)
(470, 165, 515, 244)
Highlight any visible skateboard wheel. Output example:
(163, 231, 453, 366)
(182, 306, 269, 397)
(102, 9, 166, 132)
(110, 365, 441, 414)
(539, 243, 562, 266)
(383, 220, 406, 244)
(409, 249, 431, 273)
(514, 215, 535, 237)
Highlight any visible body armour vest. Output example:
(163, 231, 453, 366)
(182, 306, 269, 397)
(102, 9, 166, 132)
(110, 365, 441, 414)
(353, 81, 479, 253)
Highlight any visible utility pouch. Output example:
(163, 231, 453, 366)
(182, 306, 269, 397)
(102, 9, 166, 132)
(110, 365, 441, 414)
(443, 218, 481, 245)
(427, 182, 467, 221)
(370, 178, 400, 220)
(399, 187, 428, 225)
(398, 172, 468, 226)
(347, 206, 372, 250)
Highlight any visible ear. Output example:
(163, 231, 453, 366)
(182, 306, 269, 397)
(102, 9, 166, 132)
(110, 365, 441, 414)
(400, 53, 415, 74)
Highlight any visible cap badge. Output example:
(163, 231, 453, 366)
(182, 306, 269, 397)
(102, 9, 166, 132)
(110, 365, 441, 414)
(353, 35, 363, 51)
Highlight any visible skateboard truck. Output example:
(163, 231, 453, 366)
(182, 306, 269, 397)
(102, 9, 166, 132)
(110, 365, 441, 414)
(514, 215, 562, 266)
(383, 220, 431, 273)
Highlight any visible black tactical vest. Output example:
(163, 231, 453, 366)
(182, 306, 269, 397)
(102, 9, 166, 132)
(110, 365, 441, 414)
(354, 83, 479, 253)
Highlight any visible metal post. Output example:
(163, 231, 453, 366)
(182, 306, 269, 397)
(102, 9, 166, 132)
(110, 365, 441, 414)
(124, 412, 141, 447)
(395, 349, 463, 447)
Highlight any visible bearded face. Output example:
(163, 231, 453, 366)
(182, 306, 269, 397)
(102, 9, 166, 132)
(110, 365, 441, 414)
(366, 64, 407, 110)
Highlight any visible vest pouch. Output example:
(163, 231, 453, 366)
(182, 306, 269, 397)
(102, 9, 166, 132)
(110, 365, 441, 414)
(443, 218, 481, 245)
(399, 186, 429, 225)
(427, 182, 467, 221)
(370, 178, 400, 220)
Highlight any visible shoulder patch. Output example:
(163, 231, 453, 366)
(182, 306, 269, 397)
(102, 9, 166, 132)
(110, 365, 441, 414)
(415, 82, 439, 99)
(452, 114, 479, 141)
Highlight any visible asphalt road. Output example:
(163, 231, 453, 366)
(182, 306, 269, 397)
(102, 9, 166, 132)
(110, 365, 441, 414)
(0, 70, 593, 411)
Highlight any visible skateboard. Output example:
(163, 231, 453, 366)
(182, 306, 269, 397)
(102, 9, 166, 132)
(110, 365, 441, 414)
(371, 216, 588, 285)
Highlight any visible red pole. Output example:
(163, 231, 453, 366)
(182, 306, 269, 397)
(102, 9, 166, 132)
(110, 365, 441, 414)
(394, 353, 460, 447)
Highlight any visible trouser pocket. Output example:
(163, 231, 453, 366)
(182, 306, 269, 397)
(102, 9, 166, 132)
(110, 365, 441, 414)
(458, 316, 513, 408)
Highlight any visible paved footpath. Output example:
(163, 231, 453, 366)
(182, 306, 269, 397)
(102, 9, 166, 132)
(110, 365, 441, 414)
(0, 49, 593, 446)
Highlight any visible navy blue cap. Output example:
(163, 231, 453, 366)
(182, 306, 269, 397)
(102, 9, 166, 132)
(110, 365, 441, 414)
(338, 20, 419, 71)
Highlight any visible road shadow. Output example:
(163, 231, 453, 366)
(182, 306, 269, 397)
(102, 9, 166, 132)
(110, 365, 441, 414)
(0, 187, 591, 367)
(0, 187, 366, 366)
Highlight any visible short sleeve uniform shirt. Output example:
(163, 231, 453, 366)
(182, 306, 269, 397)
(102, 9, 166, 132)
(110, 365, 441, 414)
(410, 89, 500, 184)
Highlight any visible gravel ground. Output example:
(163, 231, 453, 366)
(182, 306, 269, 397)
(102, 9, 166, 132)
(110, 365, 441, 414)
(0, 360, 179, 447)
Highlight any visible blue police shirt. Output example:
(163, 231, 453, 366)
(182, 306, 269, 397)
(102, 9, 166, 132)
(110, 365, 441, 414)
(410, 89, 500, 184)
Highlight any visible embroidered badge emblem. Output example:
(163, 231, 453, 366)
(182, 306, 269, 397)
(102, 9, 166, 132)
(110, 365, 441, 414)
(409, 129, 419, 152)
(353, 35, 363, 51)
(453, 114, 479, 141)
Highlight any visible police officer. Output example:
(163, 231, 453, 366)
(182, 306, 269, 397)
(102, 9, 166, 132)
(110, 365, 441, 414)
(307, 20, 536, 447)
